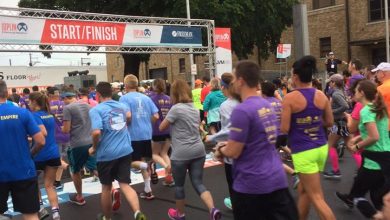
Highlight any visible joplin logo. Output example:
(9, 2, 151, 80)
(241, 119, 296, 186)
(133, 29, 151, 38)
(215, 33, 230, 41)
(1, 22, 28, 34)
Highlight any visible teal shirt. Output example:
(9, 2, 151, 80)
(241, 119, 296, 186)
(359, 104, 390, 170)
(203, 90, 226, 123)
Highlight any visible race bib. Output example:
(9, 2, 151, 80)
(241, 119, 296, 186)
(331, 64, 335, 69)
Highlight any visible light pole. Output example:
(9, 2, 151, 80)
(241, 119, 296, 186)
(186, 0, 195, 87)
(385, 0, 389, 62)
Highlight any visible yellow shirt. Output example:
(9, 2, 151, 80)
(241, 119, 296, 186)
(192, 88, 203, 110)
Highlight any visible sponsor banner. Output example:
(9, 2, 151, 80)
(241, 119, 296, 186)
(277, 44, 292, 59)
(0, 16, 44, 44)
(160, 26, 202, 46)
(0, 15, 202, 47)
(215, 28, 232, 77)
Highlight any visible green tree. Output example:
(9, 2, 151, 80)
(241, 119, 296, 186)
(19, 0, 296, 75)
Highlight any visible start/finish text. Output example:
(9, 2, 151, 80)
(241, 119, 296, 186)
(49, 24, 118, 41)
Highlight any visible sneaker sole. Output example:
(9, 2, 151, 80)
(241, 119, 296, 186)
(69, 200, 86, 206)
(112, 190, 121, 211)
(323, 175, 341, 179)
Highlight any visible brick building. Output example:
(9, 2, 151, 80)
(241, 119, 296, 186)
(106, 0, 390, 82)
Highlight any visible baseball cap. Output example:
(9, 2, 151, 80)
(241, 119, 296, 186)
(371, 62, 390, 72)
(329, 51, 334, 55)
(195, 79, 203, 85)
(326, 73, 343, 83)
(60, 92, 76, 98)
(111, 82, 121, 89)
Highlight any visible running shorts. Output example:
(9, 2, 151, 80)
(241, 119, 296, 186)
(291, 144, 328, 174)
(67, 145, 97, 173)
(131, 140, 152, 161)
(97, 154, 132, 185)
(34, 158, 61, 171)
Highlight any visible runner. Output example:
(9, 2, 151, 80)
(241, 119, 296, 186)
(150, 79, 174, 186)
(48, 87, 68, 190)
(79, 88, 98, 107)
(159, 79, 221, 220)
(203, 78, 226, 134)
(0, 80, 45, 220)
(335, 80, 390, 219)
(19, 88, 31, 110)
(192, 79, 204, 121)
(347, 59, 364, 96)
(29, 92, 62, 220)
(89, 82, 147, 220)
(216, 61, 298, 220)
(205, 72, 240, 210)
(120, 74, 159, 200)
(323, 74, 355, 179)
(62, 92, 97, 205)
(281, 56, 336, 220)
(261, 81, 300, 189)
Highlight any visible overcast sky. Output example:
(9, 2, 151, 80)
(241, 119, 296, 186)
(0, 0, 107, 67)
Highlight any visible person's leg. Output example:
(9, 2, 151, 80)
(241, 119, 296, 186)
(299, 173, 336, 220)
(170, 160, 189, 216)
(11, 179, 40, 220)
(151, 141, 168, 169)
(224, 163, 234, 197)
(22, 213, 39, 220)
(327, 133, 341, 173)
(101, 184, 113, 219)
(161, 139, 172, 172)
(188, 157, 216, 212)
(119, 183, 141, 213)
(264, 188, 299, 220)
(67, 146, 89, 202)
(296, 181, 311, 220)
(44, 166, 60, 209)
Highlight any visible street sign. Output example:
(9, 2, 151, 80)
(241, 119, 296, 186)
(191, 64, 197, 75)
(277, 44, 292, 59)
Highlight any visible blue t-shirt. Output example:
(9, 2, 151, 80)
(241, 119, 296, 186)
(0, 104, 40, 182)
(119, 92, 159, 141)
(32, 111, 60, 162)
(89, 100, 133, 162)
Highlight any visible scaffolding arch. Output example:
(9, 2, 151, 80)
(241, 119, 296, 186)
(0, 7, 216, 76)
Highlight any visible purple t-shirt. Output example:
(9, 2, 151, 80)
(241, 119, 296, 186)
(229, 96, 288, 194)
(19, 95, 30, 110)
(50, 100, 65, 124)
(264, 96, 282, 133)
(347, 74, 364, 96)
(150, 93, 172, 136)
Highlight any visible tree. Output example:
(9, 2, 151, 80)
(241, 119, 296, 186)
(19, 0, 297, 75)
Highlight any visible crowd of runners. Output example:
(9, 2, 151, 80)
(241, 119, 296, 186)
(2, 53, 390, 220)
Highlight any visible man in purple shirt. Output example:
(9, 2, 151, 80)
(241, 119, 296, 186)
(215, 60, 298, 220)
(19, 88, 31, 110)
(347, 58, 364, 96)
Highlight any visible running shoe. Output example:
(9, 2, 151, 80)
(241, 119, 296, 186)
(210, 208, 222, 220)
(135, 212, 147, 220)
(163, 174, 175, 187)
(292, 174, 300, 189)
(149, 161, 158, 184)
(38, 208, 49, 220)
(168, 208, 185, 220)
(112, 188, 121, 211)
(54, 181, 63, 190)
(335, 192, 354, 209)
(0, 214, 12, 220)
(223, 197, 232, 210)
(139, 191, 155, 200)
(323, 170, 341, 179)
(96, 213, 105, 220)
(69, 193, 86, 206)
(52, 211, 60, 220)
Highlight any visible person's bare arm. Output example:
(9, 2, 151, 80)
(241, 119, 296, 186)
(62, 120, 71, 133)
(31, 132, 45, 156)
(280, 96, 292, 134)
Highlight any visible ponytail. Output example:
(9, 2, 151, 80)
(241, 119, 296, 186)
(373, 92, 388, 120)
(29, 92, 51, 113)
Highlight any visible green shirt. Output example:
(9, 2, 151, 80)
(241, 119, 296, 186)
(359, 104, 390, 170)
(192, 88, 203, 110)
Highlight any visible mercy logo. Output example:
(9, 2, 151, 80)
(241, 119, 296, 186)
(171, 31, 193, 38)
(133, 29, 152, 38)
(215, 33, 230, 41)
(1, 22, 28, 34)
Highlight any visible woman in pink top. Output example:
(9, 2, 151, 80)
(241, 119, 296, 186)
(79, 88, 98, 107)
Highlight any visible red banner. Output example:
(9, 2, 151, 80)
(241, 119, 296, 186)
(41, 19, 126, 45)
(215, 28, 231, 50)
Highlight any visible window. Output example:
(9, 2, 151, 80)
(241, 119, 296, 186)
(372, 47, 386, 65)
(179, 58, 186, 73)
(319, 37, 331, 58)
(369, 0, 390, 22)
(312, 0, 335, 9)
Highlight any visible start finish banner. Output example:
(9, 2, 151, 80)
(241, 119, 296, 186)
(0, 15, 202, 47)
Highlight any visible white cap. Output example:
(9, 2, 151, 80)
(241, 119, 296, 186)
(372, 62, 390, 72)
(329, 51, 334, 55)
(111, 82, 121, 89)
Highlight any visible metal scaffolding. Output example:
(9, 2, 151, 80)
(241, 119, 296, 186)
(0, 7, 216, 75)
